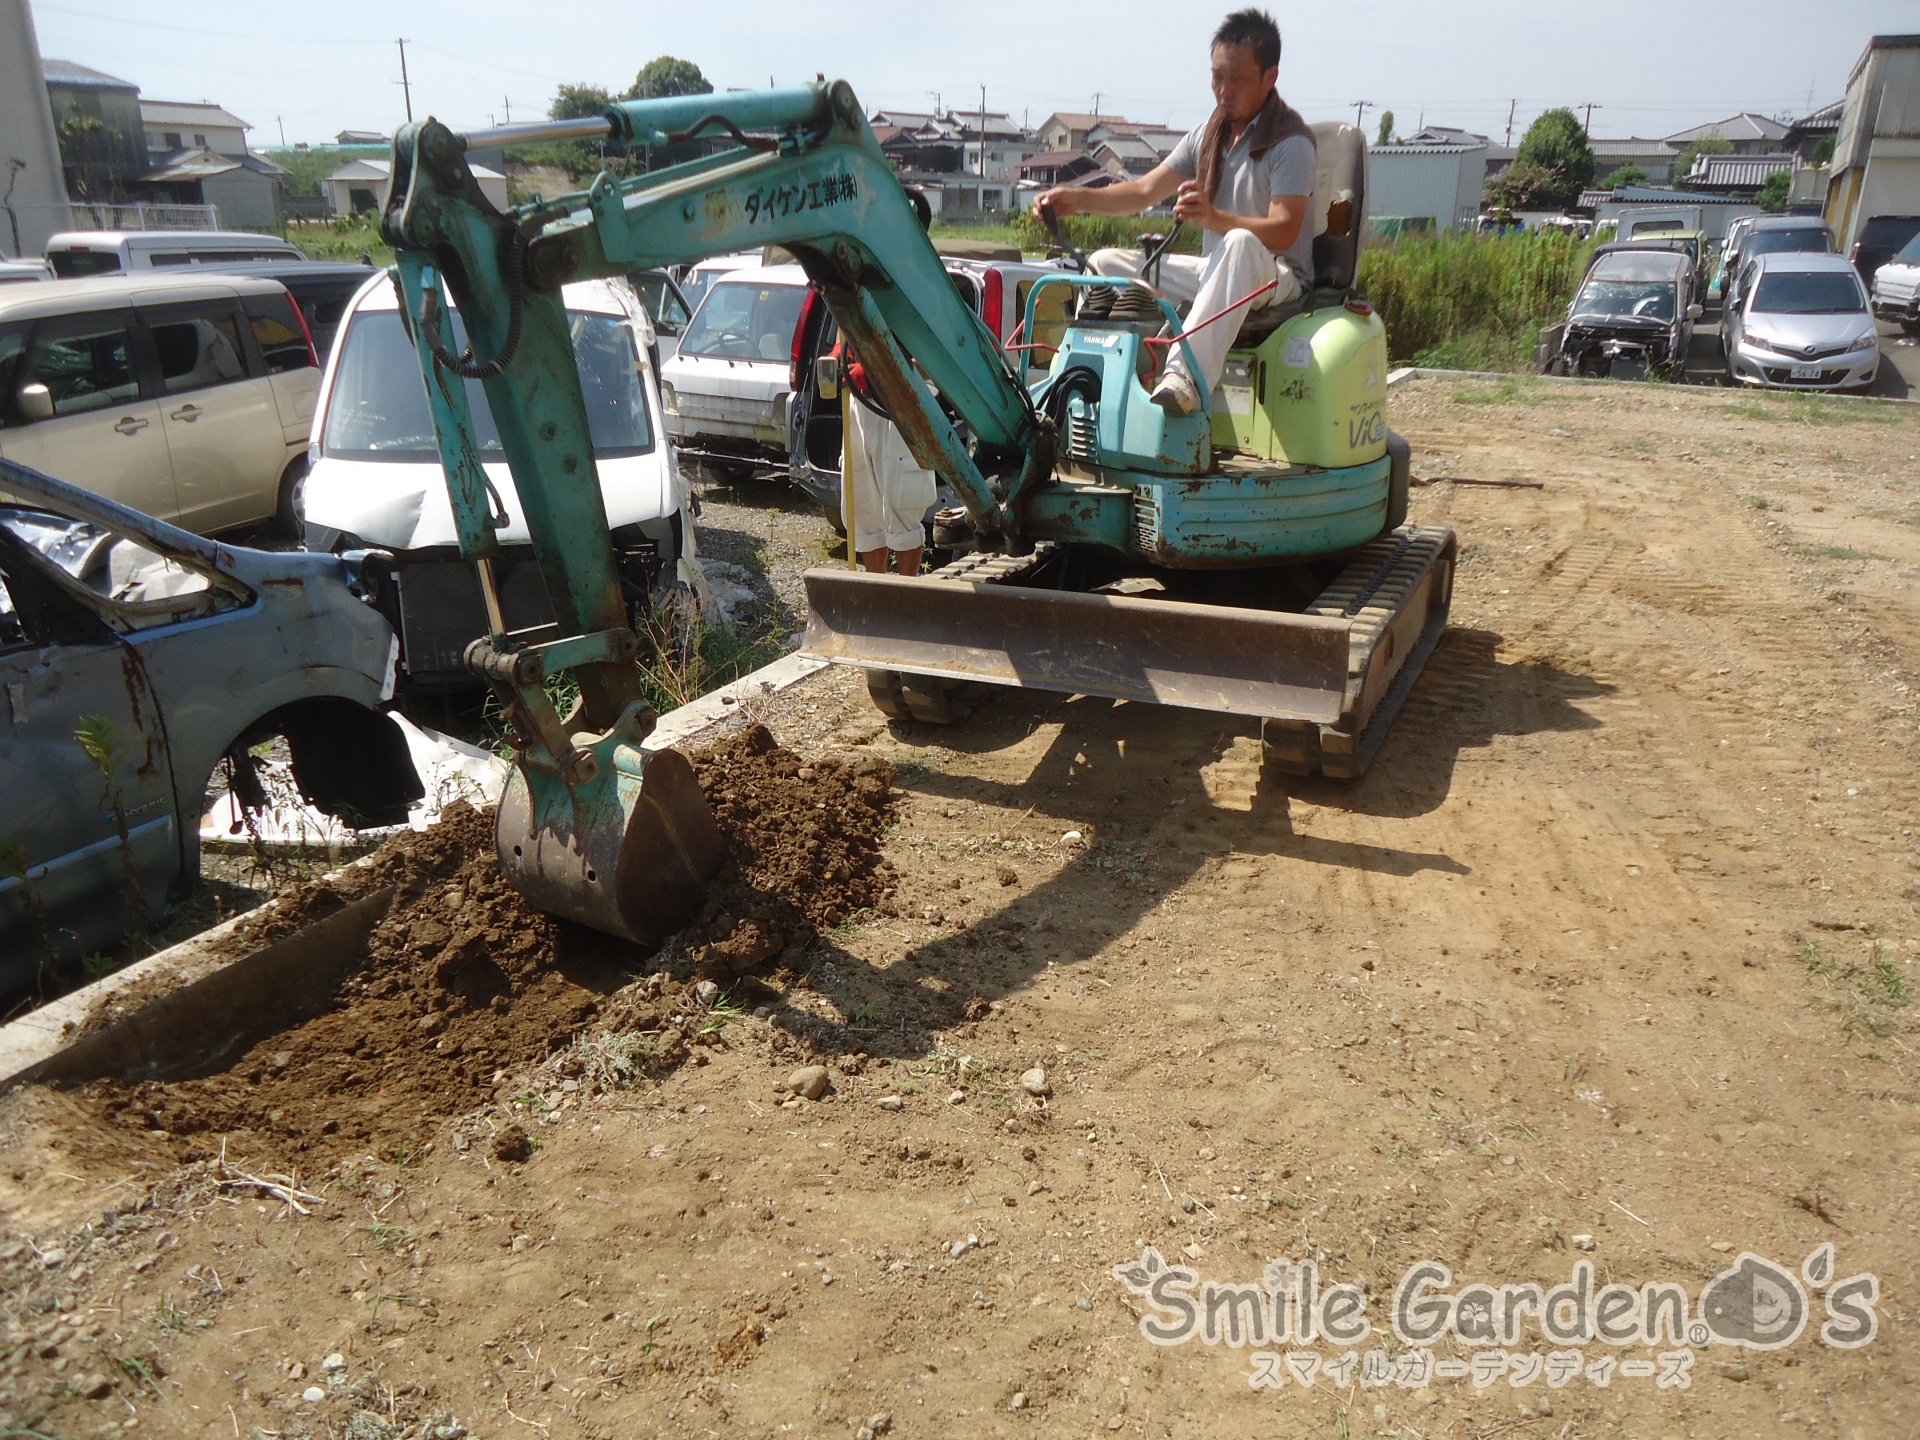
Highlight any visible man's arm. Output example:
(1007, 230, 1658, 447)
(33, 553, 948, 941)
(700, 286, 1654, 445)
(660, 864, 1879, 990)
(1037, 163, 1183, 219)
(1175, 188, 1309, 253)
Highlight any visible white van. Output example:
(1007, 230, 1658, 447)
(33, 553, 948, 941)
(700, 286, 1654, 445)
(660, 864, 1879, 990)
(45, 230, 305, 278)
(302, 275, 689, 690)
(0, 273, 322, 534)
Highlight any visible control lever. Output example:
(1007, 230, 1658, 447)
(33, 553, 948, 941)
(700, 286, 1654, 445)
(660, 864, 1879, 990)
(1036, 199, 1090, 274)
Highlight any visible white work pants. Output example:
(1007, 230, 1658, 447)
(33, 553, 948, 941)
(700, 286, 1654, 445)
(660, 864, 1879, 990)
(843, 393, 936, 554)
(1090, 230, 1302, 393)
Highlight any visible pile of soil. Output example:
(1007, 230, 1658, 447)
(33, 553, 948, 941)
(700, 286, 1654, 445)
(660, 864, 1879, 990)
(86, 726, 896, 1160)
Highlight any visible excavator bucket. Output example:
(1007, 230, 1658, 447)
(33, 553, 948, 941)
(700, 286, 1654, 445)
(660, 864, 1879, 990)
(494, 747, 728, 945)
(803, 525, 1455, 780)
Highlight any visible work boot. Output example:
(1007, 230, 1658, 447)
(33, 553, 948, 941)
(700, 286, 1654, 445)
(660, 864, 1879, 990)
(1148, 369, 1201, 417)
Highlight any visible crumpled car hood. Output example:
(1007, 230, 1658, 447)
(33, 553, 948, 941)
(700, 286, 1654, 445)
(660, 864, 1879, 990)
(304, 453, 676, 550)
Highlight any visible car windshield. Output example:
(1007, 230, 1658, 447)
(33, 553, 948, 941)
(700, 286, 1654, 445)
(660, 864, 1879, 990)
(1751, 271, 1866, 314)
(1747, 230, 1830, 259)
(1573, 280, 1676, 322)
(678, 280, 806, 362)
(322, 309, 654, 461)
(1892, 233, 1920, 265)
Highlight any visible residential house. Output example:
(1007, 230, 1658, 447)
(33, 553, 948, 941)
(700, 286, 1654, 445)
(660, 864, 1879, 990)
(1664, 113, 1789, 156)
(1404, 125, 1515, 186)
(334, 129, 388, 146)
(141, 99, 248, 158)
(1682, 152, 1795, 198)
(0, 0, 70, 254)
(1090, 135, 1163, 179)
(41, 59, 147, 202)
(1825, 34, 1920, 253)
(324, 157, 509, 216)
(1038, 112, 1135, 153)
(1782, 100, 1845, 162)
(1017, 151, 1106, 187)
(1590, 137, 1676, 186)
(953, 112, 1038, 182)
(1366, 137, 1487, 230)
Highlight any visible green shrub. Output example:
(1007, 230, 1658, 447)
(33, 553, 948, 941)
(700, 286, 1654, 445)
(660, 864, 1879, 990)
(1004, 210, 1201, 257)
(1357, 229, 1592, 366)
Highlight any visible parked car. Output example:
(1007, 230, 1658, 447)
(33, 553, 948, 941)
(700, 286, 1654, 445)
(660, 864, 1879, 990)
(1720, 217, 1834, 314)
(0, 272, 320, 536)
(184, 259, 378, 361)
(44, 229, 305, 277)
(625, 267, 693, 366)
(1585, 233, 1705, 304)
(0, 457, 421, 991)
(786, 247, 1071, 531)
(1870, 230, 1920, 335)
(676, 251, 762, 316)
(1551, 247, 1700, 380)
(302, 276, 686, 692)
(1847, 215, 1920, 287)
(0, 260, 52, 286)
(659, 263, 811, 481)
(1724, 251, 1879, 392)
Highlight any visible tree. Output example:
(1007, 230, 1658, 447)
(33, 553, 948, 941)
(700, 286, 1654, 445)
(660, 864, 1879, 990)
(1376, 110, 1395, 146)
(627, 57, 712, 101)
(1812, 134, 1836, 166)
(550, 83, 613, 121)
(1485, 160, 1578, 211)
(1505, 109, 1597, 207)
(1756, 170, 1791, 213)
(1672, 133, 1733, 188)
(1598, 163, 1646, 190)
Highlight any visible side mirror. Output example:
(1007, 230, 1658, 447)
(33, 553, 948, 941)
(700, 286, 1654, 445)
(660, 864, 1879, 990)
(1687, 303, 1705, 322)
(17, 383, 53, 422)
(813, 352, 840, 401)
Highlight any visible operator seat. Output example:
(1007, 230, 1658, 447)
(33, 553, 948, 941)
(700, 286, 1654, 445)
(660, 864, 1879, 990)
(1236, 119, 1367, 344)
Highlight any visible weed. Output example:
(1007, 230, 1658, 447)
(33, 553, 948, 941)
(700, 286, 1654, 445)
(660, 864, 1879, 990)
(851, 1001, 881, 1029)
(1801, 934, 1912, 1038)
(151, 1297, 190, 1332)
(698, 993, 744, 1035)
(1003, 211, 1202, 257)
(362, 1223, 410, 1252)
(635, 599, 788, 717)
(1726, 394, 1893, 426)
(1792, 543, 1876, 562)
(639, 1311, 669, 1354)
(1357, 229, 1593, 365)
(560, 1030, 677, 1088)
(1746, 494, 1779, 509)
(115, 1353, 163, 1396)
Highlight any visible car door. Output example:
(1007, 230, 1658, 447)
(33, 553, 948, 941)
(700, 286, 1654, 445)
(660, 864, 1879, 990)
(0, 311, 180, 522)
(0, 525, 179, 976)
(138, 292, 288, 533)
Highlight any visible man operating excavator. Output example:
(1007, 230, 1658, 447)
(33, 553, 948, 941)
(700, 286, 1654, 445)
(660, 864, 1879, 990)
(1037, 8, 1315, 417)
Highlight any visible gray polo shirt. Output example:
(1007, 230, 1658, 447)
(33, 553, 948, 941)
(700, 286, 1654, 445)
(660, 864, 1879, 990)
(1166, 122, 1315, 281)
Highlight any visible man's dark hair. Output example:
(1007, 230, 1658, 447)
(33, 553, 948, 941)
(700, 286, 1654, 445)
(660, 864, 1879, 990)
(1213, 9, 1282, 70)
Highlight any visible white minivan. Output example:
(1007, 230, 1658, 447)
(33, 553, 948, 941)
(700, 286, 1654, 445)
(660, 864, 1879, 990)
(659, 263, 810, 479)
(303, 275, 689, 690)
(45, 230, 306, 278)
(0, 273, 321, 533)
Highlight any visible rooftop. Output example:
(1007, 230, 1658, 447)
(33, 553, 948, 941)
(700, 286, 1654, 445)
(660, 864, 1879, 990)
(41, 59, 138, 91)
(1663, 113, 1789, 144)
(1687, 153, 1796, 188)
(141, 100, 251, 132)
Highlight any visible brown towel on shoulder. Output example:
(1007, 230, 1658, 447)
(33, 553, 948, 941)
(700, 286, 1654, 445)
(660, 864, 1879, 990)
(1194, 91, 1316, 208)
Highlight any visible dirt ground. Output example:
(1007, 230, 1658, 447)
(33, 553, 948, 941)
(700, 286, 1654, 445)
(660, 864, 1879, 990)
(3, 374, 1919, 1440)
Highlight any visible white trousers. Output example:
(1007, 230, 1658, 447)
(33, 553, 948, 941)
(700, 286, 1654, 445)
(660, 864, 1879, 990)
(1090, 230, 1303, 393)
(843, 392, 936, 554)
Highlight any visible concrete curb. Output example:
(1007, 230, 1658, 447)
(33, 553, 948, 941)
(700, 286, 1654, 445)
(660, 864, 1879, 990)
(0, 649, 834, 1091)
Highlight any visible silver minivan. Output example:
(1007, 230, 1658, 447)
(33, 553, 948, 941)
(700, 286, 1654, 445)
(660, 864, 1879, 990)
(0, 274, 321, 534)
(43, 229, 305, 278)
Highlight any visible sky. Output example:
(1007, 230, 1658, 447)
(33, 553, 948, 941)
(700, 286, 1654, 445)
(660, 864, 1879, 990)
(27, 0, 1920, 149)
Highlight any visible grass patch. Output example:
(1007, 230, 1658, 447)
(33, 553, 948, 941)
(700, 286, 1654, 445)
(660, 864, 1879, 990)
(1746, 495, 1781, 510)
(1358, 229, 1592, 366)
(637, 602, 788, 716)
(362, 1223, 410, 1252)
(1802, 934, 1912, 1038)
(1447, 375, 1551, 407)
(1792, 543, 1877, 562)
(1725, 394, 1895, 426)
(288, 214, 394, 268)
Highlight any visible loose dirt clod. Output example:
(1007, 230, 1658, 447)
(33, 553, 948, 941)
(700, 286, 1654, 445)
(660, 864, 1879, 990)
(80, 727, 896, 1162)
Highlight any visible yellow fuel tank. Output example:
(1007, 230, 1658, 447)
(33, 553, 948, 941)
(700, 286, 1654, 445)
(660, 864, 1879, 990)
(1209, 303, 1390, 469)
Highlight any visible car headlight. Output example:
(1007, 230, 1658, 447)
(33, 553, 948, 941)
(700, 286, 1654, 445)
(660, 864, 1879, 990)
(661, 383, 678, 415)
(1849, 332, 1878, 351)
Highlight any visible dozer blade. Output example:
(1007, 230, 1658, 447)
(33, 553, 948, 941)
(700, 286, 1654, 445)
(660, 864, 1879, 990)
(495, 746, 727, 945)
(801, 524, 1456, 780)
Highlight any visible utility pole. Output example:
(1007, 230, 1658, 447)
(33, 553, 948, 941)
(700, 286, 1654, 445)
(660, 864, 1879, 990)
(980, 86, 988, 180)
(396, 38, 414, 123)
(1505, 99, 1516, 148)
(503, 96, 512, 124)
(1091, 92, 1102, 118)
(1580, 101, 1600, 134)
(275, 115, 286, 148)
(1352, 100, 1373, 131)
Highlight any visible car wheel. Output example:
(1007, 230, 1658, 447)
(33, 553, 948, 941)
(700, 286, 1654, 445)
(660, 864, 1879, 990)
(819, 491, 846, 537)
(274, 457, 309, 541)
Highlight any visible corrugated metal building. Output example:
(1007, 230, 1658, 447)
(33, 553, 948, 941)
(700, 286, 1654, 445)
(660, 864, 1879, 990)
(1825, 34, 1920, 253)
(1366, 141, 1486, 230)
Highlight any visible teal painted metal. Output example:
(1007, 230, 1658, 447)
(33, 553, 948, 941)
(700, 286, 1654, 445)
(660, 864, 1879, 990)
(390, 255, 500, 561)
(1137, 457, 1392, 566)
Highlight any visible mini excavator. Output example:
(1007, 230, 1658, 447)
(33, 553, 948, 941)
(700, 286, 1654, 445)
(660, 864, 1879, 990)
(382, 80, 1454, 940)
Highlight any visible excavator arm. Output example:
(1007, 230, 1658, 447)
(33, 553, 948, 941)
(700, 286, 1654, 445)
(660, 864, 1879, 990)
(380, 79, 1048, 941)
